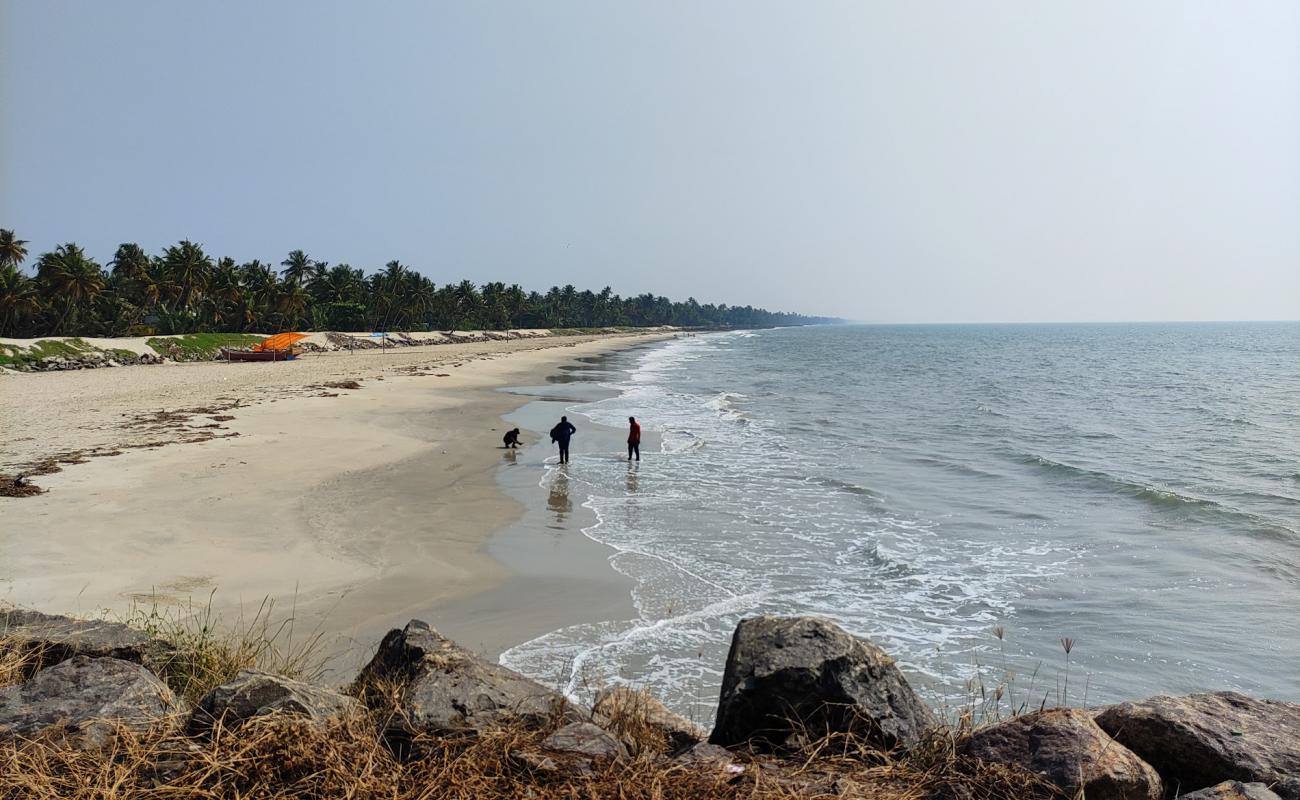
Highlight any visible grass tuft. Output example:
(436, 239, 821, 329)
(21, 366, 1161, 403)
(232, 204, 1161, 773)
(125, 594, 327, 706)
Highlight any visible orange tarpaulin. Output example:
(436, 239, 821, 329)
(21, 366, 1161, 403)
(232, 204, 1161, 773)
(252, 332, 307, 352)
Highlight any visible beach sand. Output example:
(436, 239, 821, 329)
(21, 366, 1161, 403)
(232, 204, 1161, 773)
(0, 333, 670, 679)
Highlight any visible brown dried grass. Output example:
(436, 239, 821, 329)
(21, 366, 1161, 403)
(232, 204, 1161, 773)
(0, 704, 1052, 800)
(0, 639, 42, 688)
(126, 594, 327, 707)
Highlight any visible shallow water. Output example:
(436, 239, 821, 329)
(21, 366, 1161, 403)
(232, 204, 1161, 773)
(500, 323, 1300, 717)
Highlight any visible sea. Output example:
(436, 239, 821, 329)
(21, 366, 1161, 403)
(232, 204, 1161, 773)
(499, 322, 1300, 718)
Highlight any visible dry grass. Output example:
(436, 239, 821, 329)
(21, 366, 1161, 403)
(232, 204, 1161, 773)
(0, 639, 43, 688)
(0, 707, 1053, 800)
(125, 594, 328, 706)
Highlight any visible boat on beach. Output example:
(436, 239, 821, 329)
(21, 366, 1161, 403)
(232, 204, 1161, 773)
(221, 332, 307, 362)
(220, 347, 300, 362)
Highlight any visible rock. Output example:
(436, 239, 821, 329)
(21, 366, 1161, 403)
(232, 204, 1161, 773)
(510, 722, 628, 777)
(512, 749, 561, 773)
(673, 741, 738, 769)
(593, 685, 704, 753)
(0, 608, 171, 677)
(0, 656, 178, 747)
(190, 669, 360, 733)
(1095, 692, 1300, 798)
(541, 721, 628, 761)
(1178, 782, 1284, 800)
(709, 615, 936, 752)
(964, 707, 1162, 800)
(354, 619, 575, 735)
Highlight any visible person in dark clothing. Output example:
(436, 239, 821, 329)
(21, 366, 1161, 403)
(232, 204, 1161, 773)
(627, 416, 641, 461)
(550, 416, 577, 464)
(502, 428, 521, 449)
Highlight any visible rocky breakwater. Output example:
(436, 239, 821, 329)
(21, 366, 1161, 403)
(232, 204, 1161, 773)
(2, 609, 1296, 799)
(15, 350, 167, 372)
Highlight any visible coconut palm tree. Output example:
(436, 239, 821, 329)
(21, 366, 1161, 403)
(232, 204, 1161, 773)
(161, 240, 213, 310)
(280, 250, 313, 285)
(504, 284, 529, 330)
(277, 283, 311, 329)
(109, 243, 150, 283)
(0, 229, 29, 269)
(0, 264, 39, 336)
(202, 257, 243, 328)
(369, 261, 410, 331)
(451, 280, 481, 329)
(35, 243, 107, 334)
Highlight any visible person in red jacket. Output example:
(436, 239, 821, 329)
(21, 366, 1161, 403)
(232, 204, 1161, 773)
(627, 416, 641, 461)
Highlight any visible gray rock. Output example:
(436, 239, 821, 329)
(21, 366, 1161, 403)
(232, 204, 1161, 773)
(354, 619, 575, 735)
(0, 656, 178, 747)
(709, 615, 936, 752)
(1178, 782, 1284, 800)
(190, 669, 360, 732)
(541, 721, 628, 761)
(672, 741, 737, 769)
(0, 608, 171, 677)
(511, 749, 561, 773)
(1095, 692, 1300, 798)
(593, 685, 703, 753)
(965, 707, 1162, 800)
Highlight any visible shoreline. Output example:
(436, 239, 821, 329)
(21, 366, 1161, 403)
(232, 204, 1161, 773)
(0, 331, 675, 681)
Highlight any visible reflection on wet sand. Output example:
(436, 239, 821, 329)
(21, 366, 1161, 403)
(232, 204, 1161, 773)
(547, 468, 572, 528)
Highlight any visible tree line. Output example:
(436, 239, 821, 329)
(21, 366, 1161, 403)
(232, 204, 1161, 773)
(0, 230, 836, 338)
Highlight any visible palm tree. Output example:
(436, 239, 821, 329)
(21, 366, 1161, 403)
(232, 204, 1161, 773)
(504, 284, 529, 330)
(35, 243, 106, 334)
(315, 263, 365, 303)
(0, 264, 39, 336)
(369, 261, 409, 331)
(203, 257, 243, 327)
(405, 274, 437, 329)
(240, 260, 280, 330)
(161, 240, 212, 309)
(0, 229, 29, 269)
(280, 250, 313, 285)
(451, 280, 481, 329)
(109, 243, 150, 283)
(277, 283, 311, 329)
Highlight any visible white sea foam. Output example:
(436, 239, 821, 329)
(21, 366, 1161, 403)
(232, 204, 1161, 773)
(505, 324, 1300, 711)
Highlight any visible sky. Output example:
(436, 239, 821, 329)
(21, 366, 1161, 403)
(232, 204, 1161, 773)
(2, 1, 1297, 323)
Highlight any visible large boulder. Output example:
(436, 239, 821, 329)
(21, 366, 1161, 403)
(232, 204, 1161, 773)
(354, 619, 574, 735)
(709, 616, 936, 751)
(1095, 692, 1300, 798)
(0, 609, 170, 676)
(964, 707, 1162, 800)
(1178, 782, 1284, 800)
(190, 669, 360, 733)
(0, 656, 178, 747)
(593, 685, 704, 753)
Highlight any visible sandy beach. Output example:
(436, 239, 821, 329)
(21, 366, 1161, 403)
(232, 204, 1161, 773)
(0, 332, 672, 677)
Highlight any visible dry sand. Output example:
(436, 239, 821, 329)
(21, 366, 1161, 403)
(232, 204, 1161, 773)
(0, 332, 673, 671)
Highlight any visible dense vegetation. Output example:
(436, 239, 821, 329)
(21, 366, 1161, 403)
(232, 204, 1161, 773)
(0, 230, 835, 337)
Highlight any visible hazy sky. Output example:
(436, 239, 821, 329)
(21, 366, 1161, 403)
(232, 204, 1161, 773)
(2, 1, 1297, 322)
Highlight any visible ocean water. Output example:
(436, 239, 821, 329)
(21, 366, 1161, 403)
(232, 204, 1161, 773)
(500, 323, 1300, 717)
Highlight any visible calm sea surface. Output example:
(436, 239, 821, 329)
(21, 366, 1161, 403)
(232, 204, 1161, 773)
(501, 323, 1300, 715)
